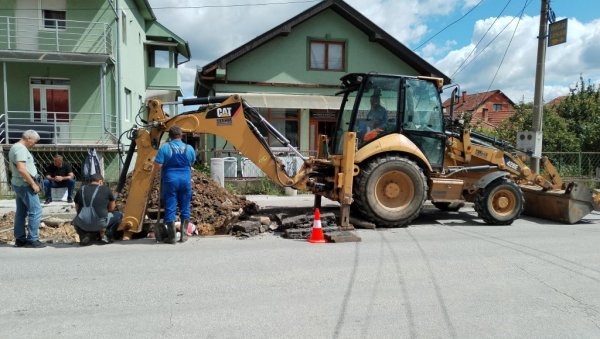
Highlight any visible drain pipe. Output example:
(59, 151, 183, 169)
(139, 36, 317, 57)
(108, 0, 122, 144)
(100, 64, 117, 141)
(3, 62, 8, 145)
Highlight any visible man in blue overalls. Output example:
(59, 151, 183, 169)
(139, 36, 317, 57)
(153, 126, 196, 244)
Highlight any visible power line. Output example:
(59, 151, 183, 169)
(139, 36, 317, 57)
(13, 0, 319, 11)
(450, 0, 513, 79)
(151, 0, 319, 9)
(484, 0, 529, 93)
(471, 0, 533, 130)
(413, 0, 485, 51)
(452, 0, 533, 79)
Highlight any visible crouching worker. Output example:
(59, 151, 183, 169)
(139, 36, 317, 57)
(72, 173, 122, 246)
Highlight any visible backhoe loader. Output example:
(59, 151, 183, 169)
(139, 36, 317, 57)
(116, 73, 600, 237)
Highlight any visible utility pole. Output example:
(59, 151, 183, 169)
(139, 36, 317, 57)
(531, 0, 549, 173)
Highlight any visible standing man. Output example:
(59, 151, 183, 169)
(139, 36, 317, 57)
(8, 130, 45, 248)
(72, 173, 122, 246)
(43, 154, 76, 204)
(153, 126, 196, 244)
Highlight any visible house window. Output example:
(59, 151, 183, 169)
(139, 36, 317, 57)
(43, 10, 66, 29)
(309, 40, 345, 71)
(493, 104, 502, 111)
(258, 108, 300, 147)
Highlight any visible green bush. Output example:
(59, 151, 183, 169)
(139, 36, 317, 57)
(193, 162, 211, 176)
(224, 177, 284, 195)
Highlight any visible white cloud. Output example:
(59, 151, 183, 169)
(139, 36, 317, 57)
(434, 15, 600, 103)
(149, 0, 317, 96)
(346, 0, 464, 45)
(149, 0, 479, 96)
(147, 1, 599, 102)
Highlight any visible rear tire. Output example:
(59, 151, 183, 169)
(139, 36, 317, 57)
(474, 178, 523, 225)
(354, 155, 427, 227)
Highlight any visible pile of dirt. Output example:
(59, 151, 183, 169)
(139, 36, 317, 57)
(116, 170, 259, 236)
(1, 170, 259, 245)
(0, 212, 79, 244)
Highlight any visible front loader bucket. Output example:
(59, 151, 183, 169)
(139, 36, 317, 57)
(521, 182, 600, 224)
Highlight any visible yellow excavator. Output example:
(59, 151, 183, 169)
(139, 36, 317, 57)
(116, 73, 600, 237)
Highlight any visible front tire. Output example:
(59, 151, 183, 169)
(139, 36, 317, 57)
(353, 155, 427, 227)
(474, 178, 523, 225)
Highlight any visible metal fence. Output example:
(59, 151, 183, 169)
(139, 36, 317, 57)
(543, 152, 600, 180)
(208, 149, 315, 178)
(207, 150, 600, 181)
(1, 110, 117, 145)
(0, 146, 120, 196)
(0, 16, 112, 55)
(2, 149, 599, 197)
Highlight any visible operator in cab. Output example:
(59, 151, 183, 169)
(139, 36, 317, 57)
(363, 92, 389, 142)
(153, 125, 196, 244)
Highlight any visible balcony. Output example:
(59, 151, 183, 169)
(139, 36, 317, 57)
(0, 16, 112, 63)
(146, 66, 181, 90)
(0, 110, 117, 145)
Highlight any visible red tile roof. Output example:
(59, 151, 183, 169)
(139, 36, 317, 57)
(442, 90, 514, 112)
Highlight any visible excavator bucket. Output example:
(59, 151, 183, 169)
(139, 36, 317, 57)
(520, 182, 600, 224)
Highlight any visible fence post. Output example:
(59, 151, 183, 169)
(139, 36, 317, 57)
(55, 20, 59, 51)
(104, 23, 108, 54)
(578, 152, 582, 177)
(7, 17, 10, 50)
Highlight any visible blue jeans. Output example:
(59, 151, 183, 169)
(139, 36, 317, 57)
(74, 211, 123, 240)
(12, 184, 43, 242)
(43, 178, 76, 199)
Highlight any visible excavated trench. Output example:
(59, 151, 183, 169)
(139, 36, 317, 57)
(0, 171, 345, 245)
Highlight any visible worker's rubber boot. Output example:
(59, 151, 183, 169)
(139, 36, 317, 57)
(179, 220, 189, 243)
(165, 222, 177, 244)
(154, 224, 167, 243)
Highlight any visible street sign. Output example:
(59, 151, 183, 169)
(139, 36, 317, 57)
(548, 18, 567, 47)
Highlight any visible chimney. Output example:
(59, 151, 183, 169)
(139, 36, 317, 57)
(462, 91, 467, 103)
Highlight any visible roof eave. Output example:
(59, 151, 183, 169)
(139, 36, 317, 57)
(201, 0, 450, 84)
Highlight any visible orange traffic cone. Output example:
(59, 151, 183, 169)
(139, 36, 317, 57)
(308, 208, 327, 243)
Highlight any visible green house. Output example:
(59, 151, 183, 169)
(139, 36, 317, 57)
(194, 0, 449, 173)
(0, 0, 190, 190)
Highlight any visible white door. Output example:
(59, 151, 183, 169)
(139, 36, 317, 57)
(31, 80, 70, 143)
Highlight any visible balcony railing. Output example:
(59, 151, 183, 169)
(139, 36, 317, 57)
(0, 16, 112, 55)
(146, 67, 181, 90)
(0, 111, 117, 145)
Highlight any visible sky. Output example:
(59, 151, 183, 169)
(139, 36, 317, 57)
(147, 0, 600, 104)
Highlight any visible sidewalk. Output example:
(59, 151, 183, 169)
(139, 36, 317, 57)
(0, 194, 339, 218)
(0, 198, 76, 218)
(244, 194, 340, 209)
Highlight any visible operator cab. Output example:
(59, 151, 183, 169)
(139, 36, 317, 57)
(333, 73, 446, 168)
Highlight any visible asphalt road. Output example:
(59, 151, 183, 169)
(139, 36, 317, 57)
(2, 197, 600, 338)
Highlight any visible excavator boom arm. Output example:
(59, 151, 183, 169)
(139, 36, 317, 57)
(118, 96, 311, 234)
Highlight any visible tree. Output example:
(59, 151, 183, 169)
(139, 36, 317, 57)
(555, 75, 600, 152)
(483, 102, 577, 153)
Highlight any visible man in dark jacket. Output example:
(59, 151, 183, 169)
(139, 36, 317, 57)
(72, 173, 122, 246)
(43, 154, 76, 204)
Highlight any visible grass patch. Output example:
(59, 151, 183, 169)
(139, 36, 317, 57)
(224, 177, 284, 195)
